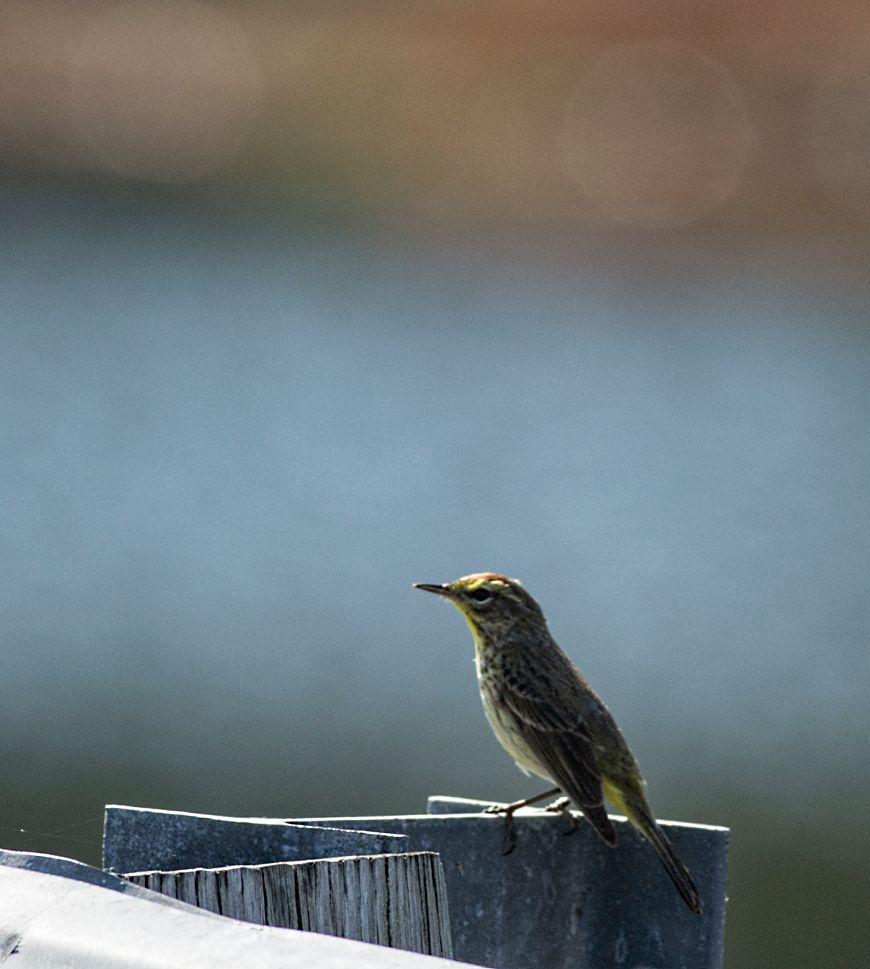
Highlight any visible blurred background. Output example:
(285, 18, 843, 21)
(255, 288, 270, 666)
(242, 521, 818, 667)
(2, 1, 869, 966)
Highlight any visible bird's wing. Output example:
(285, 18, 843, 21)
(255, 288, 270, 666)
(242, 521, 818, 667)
(499, 681, 617, 845)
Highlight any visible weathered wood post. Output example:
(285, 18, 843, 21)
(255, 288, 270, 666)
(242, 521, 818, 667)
(103, 807, 407, 871)
(122, 852, 453, 957)
(104, 798, 729, 969)
(103, 806, 453, 958)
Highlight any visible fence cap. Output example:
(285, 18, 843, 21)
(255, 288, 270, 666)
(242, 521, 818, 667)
(427, 794, 730, 831)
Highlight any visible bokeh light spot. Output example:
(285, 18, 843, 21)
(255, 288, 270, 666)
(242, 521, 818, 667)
(560, 42, 754, 228)
(64, 0, 264, 183)
(806, 50, 870, 211)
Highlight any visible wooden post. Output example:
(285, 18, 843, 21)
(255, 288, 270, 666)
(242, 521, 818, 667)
(105, 800, 729, 969)
(122, 851, 453, 958)
(102, 805, 407, 873)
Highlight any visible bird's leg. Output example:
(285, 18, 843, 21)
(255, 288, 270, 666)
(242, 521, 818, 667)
(483, 787, 563, 854)
(544, 796, 578, 835)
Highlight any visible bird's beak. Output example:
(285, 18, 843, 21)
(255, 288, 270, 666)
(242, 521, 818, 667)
(413, 582, 457, 600)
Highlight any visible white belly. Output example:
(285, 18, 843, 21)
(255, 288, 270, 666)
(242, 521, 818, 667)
(478, 681, 552, 781)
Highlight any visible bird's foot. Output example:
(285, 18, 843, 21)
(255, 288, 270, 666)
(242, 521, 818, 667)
(483, 802, 519, 854)
(544, 796, 578, 835)
(481, 787, 564, 854)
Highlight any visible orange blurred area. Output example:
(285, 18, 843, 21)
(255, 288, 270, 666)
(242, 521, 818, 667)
(2, 0, 869, 270)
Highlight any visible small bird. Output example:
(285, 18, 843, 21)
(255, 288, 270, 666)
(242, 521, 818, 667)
(414, 571, 702, 914)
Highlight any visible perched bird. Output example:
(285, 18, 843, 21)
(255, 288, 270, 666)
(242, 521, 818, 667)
(414, 571, 702, 914)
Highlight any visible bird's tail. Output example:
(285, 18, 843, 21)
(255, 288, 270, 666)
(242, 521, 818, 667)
(636, 812, 703, 915)
(604, 779, 703, 914)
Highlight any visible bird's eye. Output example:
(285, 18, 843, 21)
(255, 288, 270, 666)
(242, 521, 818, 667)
(468, 587, 493, 604)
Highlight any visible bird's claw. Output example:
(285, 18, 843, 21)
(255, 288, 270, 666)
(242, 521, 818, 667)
(480, 788, 565, 854)
(481, 802, 518, 854)
(544, 796, 578, 836)
(498, 811, 518, 854)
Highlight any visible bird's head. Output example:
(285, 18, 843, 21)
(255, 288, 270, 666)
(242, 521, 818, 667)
(414, 572, 544, 640)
